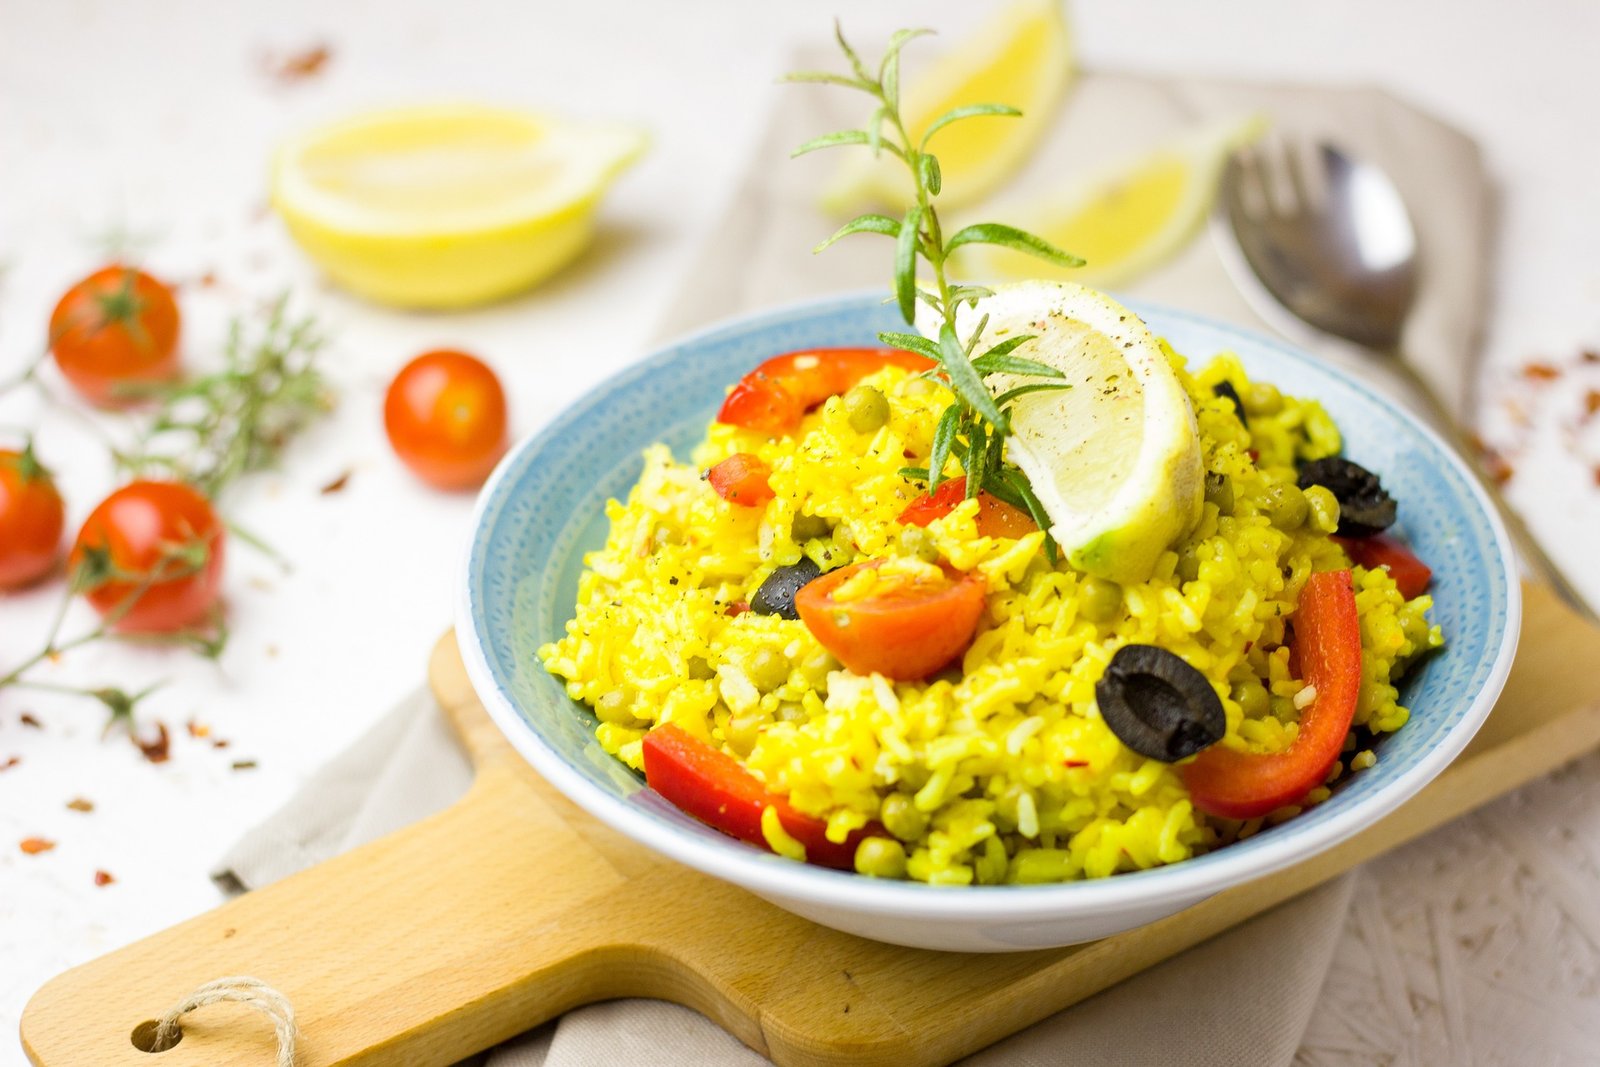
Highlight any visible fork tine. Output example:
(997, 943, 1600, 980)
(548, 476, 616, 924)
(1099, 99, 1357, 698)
(1223, 146, 1268, 221)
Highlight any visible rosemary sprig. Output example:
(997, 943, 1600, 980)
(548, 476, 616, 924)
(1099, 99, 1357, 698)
(116, 295, 333, 498)
(788, 24, 1084, 556)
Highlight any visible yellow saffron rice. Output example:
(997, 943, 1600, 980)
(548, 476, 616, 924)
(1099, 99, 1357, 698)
(539, 345, 1442, 884)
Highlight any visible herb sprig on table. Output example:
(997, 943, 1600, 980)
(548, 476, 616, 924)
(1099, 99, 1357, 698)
(788, 24, 1083, 551)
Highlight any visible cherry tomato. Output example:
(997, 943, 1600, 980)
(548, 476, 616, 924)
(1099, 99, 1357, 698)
(1182, 570, 1363, 819)
(705, 453, 774, 507)
(897, 476, 1038, 539)
(717, 348, 934, 434)
(68, 481, 226, 633)
(795, 559, 986, 680)
(1334, 533, 1431, 600)
(0, 446, 65, 590)
(384, 349, 509, 490)
(642, 722, 881, 869)
(49, 266, 181, 407)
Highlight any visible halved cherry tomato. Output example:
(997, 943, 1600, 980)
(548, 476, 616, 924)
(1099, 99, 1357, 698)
(384, 349, 509, 490)
(898, 476, 1038, 539)
(1182, 569, 1363, 820)
(717, 347, 934, 434)
(68, 481, 226, 633)
(1334, 534, 1431, 600)
(50, 265, 181, 407)
(795, 559, 986, 680)
(706, 453, 774, 506)
(642, 722, 880, 869)
(0, 446, 65, 590)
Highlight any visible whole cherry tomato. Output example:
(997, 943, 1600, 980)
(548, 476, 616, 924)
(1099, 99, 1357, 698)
(384, 349, 508, 490)
(69, 481, 226, 633)
(0, 446, 65, 590)
(50, 266, 181, 407)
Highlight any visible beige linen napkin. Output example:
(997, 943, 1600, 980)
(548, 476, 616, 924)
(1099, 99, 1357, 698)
(215, 67, 1489, 1066)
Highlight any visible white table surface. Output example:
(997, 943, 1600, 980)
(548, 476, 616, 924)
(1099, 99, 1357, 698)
(3, 1, 1598, 1063)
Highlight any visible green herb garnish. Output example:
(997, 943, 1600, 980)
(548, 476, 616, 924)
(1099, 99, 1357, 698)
(788, 23, 1083, 553)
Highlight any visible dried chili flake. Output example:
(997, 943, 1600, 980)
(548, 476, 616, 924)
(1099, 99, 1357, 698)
(1584, 390, 1600, 421)
(213, 738, 231, 749)
(0, 756, 18, 772)
(319, 470, 352, 495)
(1523, 362, 1562, 381)
(19, 712, 41, 729)
(266, 43, 332, 84)
(20, 837, 55, 855)
(725, 600, 751, 617)
(1584, 350, 1600, 364)
(135, 721, 171, 764)
(1062, 759, 1089, 768)
(94, 870, 115, 887)
(185, 719, 210, 739)
(66, 797, 93, 813)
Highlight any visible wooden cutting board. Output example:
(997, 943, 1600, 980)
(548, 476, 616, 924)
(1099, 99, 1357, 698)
(20, 582, 1600, 1067)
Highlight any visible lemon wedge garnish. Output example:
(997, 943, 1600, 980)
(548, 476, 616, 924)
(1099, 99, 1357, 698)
(821, 0, 1074, 215)
(272, 104, 646, 309)
(960, 114, 1267, 288)
(921, 281, 1203, 583)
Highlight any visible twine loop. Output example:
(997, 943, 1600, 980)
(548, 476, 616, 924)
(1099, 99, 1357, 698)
(147, 976, 296, 1066)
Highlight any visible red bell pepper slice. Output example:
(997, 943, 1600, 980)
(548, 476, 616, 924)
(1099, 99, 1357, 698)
(1181, 569, 1364, 820)
(897, 475, 1038, 539)
(716, 347, 935, 434)
(641, 722, 876, 869)
(1334, 533, 1432, 600)
(705, 453, 774, 507)
(795, 559, 986, 680)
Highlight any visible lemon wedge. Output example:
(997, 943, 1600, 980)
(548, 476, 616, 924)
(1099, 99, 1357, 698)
(272, 104, 646, 309)
(920, 281, 1202, 583)
(961, 114, 1267, 288)
(821, 0, 1073, 215)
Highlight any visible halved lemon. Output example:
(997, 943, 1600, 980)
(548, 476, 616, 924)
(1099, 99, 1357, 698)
(272, 104, 646, 309)
(821, 0, 1074, 215)
(920, 281, 1203, 583)
(960, 114, 1267, 288)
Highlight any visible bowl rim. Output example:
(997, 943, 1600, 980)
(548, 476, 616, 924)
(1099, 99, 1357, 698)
(456, 287, 1521, 921)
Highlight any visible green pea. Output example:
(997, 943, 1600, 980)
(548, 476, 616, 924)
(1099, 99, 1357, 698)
(1304, 485, 1341, 534)
(879, 793, 929, 841)
(1080, 577, 1123, 623)
(855, 835, 908, 879)
(1262, 483, 1309, 530)
(1204, 472, 1234, 514)
(747, 648, 789, 693)
(843, 385, 890, 433)
(901, 377, 936, 397)
(898, 525, 942, 563)
(1244, 381, 1283, 416)
(790, 513, 831, 542)
(595, 689, 639, 726)
(1176, 543, 1203, 584)
(686, 655, 716, 681)
(1234, 681, 1270, 718)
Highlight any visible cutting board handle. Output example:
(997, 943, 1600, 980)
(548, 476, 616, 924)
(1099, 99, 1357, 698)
(18, 638, 776, 1067)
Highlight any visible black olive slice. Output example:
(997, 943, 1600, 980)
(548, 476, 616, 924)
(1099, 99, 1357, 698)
(1213, 380, 1247, 428)
(750, 558, 823, 620)
(1298, 457, 1397, 537)
(1095, 645, 1226, 762)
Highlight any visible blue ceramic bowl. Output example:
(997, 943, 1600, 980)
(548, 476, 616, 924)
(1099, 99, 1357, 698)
(458, 292, 1519, 951)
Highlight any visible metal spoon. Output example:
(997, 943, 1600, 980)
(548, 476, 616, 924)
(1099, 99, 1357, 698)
(1216, 139, 1595, 622)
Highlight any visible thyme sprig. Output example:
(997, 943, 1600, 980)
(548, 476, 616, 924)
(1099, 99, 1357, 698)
(788, 24, 1083, 553)
(116, 295, 332, 498)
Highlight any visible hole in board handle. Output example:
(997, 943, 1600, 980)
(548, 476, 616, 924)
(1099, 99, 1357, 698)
(130, 1019, 181, 1053)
